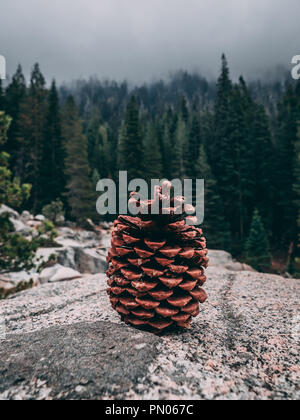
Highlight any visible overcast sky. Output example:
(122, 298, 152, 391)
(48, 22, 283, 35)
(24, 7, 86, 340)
(0, 0, 299, 84)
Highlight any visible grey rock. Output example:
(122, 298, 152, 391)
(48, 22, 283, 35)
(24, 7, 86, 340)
(209, 250, 234, 266)
(209, 250, 255, 272)
(20, 211, 33, 222)
(49, 266, 82, 283)
(0, 271, 39, 297)
(39, 264, 82, 284)
(55, 214, 65, 225)
(35, 215, 45, 222)
(9, 218, 28, 233)
(56, 246, 77, 269)
(76, 248, 108, 274)
(0, 270, 299, 400)
(0, 279, 15, 295)
(0, 271, 39, 287)
(0, 321, 159, 400)
(27, 220, 42, 228)
(0, 204, 19, 219)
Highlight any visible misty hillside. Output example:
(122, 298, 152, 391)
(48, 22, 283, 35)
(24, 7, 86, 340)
(0, 56, 299, 277)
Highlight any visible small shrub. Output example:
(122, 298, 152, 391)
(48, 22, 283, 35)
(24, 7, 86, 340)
(42, 199, 65, 224)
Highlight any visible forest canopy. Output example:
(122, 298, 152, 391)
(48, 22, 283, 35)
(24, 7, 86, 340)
(0, 56, 299, 274)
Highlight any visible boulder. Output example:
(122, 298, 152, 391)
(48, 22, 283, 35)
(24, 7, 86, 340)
(0, 271, 39, 298)
(9, 218, 32, 236)
(39, 266, 58, 284)
(0, 205, 19, 219)
(21, 211, 33, 222)
(209, 250, 255, 272)
(75, 248, 108, 274)
(39, 264, 81, 284)
(35, 215, 45, 222)
(0, 271, 39, 287)
(56, 246, 77, 269)
(51, 265, 81, 283)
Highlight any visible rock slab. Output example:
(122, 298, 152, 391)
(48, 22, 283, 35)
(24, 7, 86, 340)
(0, 321, 159, 400)
(0, 269, 299, 400)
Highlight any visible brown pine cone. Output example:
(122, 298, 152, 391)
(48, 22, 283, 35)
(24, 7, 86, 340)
(106, 183, 209, 333)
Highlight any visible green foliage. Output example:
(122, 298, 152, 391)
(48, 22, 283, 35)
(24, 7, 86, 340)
(0, 111, 38, 274)
(19, 63, 47, 212)
(63, 96, 95, 225)
(0, 214, 40, 273)
(37, 220, 58, 247)
(118, 96, 144, 180)
(1, 60, 299, 273)
(244, 209, 271, 272)
(143, 121, 163, 181)
(195, 145, 231, 251)
(42, 199, 65, 223)
(3, 65, 27, 177)
(0, 111, 31, 208)
(39, 80, 66, 209)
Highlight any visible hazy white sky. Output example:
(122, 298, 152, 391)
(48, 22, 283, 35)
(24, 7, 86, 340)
(0, 0, 299, 83)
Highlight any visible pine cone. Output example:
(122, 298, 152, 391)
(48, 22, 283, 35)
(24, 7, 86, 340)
(106, 183, 209, 333)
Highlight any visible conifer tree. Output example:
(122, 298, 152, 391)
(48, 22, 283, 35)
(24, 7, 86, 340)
(0, 80, 5, 110)
(274, 84, 300, 251)
(160, 110, 175, 179)
(180, 96, 189, 124)
(86, 110, 102, 172)
(251, 102, 275, 231)
(20, 63, 47, 212)
(39, 80, 66, 209)
(118, 96, 143, 180)
(62, 96, 94, 224)
(195, 145, 231, 250)
(211, 55, 236, 234)
(170, 118, 188, 179)
(143, 121, 163, 181)
(244, 209, 271, 272)
(4, 65, 27, 177)
(188, 115, 201, 177)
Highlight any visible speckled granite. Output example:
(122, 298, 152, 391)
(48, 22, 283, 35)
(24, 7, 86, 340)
(0, 268, 299, 400)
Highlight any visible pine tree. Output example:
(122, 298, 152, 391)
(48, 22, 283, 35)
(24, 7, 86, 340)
(180, 96, 189, 124)
(274, 84, 299, 254)
(211, 55, 236, 239)
(160, 110, 175, 179)
(292, 123, 300, 275)
(195, 145, 231, 250)
(62, 96, 95, 224)
(143, 121, 163, 181)
(20, 63, 47, 212)
(4, 65, 27, 177)
(188, 115, 201, 177)
(118, 96, 143, 180)
(0, 80, 5, 110)
(251, 102, 275, 232)
(170, 117, 188, 179)
(86, 110, 102, 172)
(39, 80, 66, 209)
(244, 209, 271, 272)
